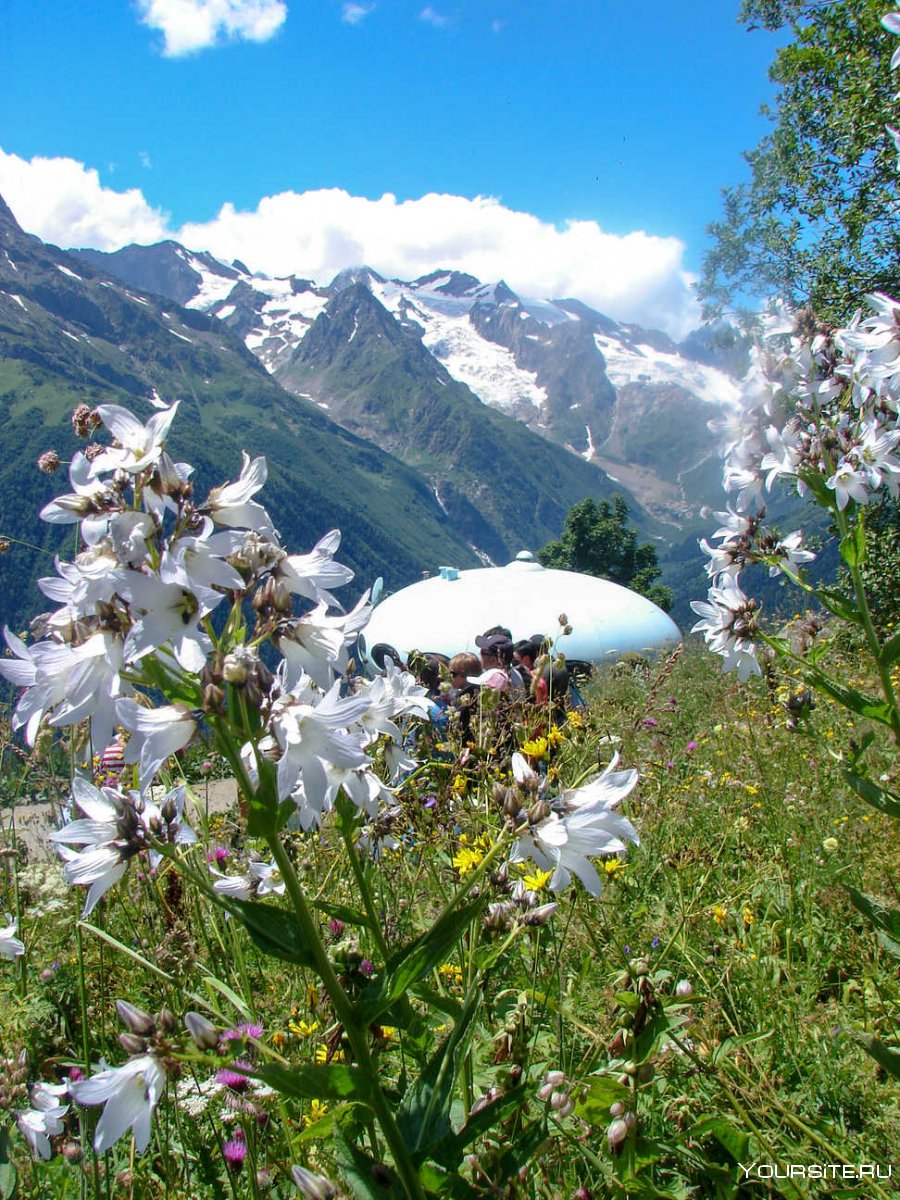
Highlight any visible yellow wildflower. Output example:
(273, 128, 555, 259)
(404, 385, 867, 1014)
(711, 905, 728, 926)
(289, 1019, 320, 1038)
(742, 906, 755, 927)
(522, 866, 553, 892)
(302, 1099, 329, 1128)
(546, 726, 565, 747)
(522, 736, 549, 758)
(451, 773, 468, 796)
(315, 1043, 345, 1064)
(603, 858, 626, 877)
(452, 832, 491, 877)
(566, 709, 584, 730)
(439, 963, 463, 987)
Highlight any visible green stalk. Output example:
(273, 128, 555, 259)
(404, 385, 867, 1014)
(834, 505, 900, 744)
(264, 834, 428, 1200)
(338, 807, 390, 962)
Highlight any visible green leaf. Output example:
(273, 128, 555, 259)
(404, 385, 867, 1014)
(844, 887, 900, 940)
(852, 1032, 900, 1080)
(816, 586, 864, 626)
(396, 989, 482, 1160)
(843, 770, 900, 819)
(311, 900, 372, 929)
(255, 1062, 375, 1103)
(430, 1084, 529, 1167)
(361, 899, 484, 1021)
(800, 663, 893, 724)
(199, 971, 253, 1020)
(408, 984, 463, 1023)
(575, 1074, 632, 1126)
(881, 629, 900, 667)
(877, 931, 900, 959)
(224, 898, 317, 969)
(689, 1115, 749, 1165)
(245, 757, 281, 837)
(839, 519, 866, 569)
(334, 1127, 405, 1199)
(0, 1127, 17, 1200)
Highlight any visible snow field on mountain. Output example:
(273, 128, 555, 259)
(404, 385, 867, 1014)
(594, 334, 741, 410)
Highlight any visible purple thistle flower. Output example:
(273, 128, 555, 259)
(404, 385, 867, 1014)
(327, 918, 345, 937)
(359, 959, 374, 977)
(686, 741, 697, 752)
(216, 1062, 252, 1091)
(643, 718, 658, 728)
(222, 1137, 247, 1170)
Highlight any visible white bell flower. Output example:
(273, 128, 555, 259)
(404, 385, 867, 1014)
(69, 1055, 166, 1155)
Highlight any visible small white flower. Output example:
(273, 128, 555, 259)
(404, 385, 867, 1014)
(204, 452, 277, 537)
(690, 575, 761, 682)
(88, 403, 179, 476)
(16, 1082, 69, 1159)
(510, 756, 639, 896)
(0, 914, 25, 959)
(116, 700, 199, 791)
(278, 529, 355, 608)
(768, 530, 816, 577)
(249, 860, 285, 896)
(826, 461, 870, 509)
(69, 1055, 166, 1154)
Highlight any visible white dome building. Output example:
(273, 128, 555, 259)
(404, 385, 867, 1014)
(359, 552, 681, 668)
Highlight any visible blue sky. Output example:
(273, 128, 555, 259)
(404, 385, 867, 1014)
(0, 1, 782, 334)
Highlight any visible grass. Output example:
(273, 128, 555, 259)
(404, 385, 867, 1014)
(0, 640, 897, 1198)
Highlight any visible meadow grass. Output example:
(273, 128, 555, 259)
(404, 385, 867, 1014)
(0, 639, 897, 1198)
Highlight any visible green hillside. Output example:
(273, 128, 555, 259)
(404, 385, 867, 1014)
(0, 198, 483, 631)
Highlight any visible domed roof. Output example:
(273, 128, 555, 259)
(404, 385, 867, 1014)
(360, 553, 680, 667)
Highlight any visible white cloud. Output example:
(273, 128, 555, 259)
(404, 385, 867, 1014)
(418, 6, 449, 29)
(341, 2, 374, 25)
(0, 151, 701, 336)
(136, 0, 287, 56)
(0, 149, 168, 250)
(138, 151, 153, 169)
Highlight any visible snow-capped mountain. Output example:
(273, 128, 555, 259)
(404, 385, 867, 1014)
(73, 242, 747, 521)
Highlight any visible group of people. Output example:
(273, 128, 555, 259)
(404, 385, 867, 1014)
(371, 625, 580, 743)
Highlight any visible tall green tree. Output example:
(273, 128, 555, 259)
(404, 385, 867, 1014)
(700, 0, 900, 323)
(538, 496, 673, 611)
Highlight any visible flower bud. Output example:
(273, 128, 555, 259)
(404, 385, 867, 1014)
(158, 1007, 178, 1034)
(538, 1070, 566, 1101)
(609, 1102, 625, 1117)
(185, 1011, 219, 1050)
(521, 903, 558, 927)
(607, 1117, 629, 1152)
(290, 1165, 338, 1199)
(674, 979, 693, 999)
(116, 1000, 155, 1035)
(119, 1033, 147, 1055)
(222, 655, 249, 685)
(202, 683, 226, 713)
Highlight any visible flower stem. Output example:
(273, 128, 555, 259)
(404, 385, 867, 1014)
(835, 506, 900, 744)
(264, 835, 427, 1200)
